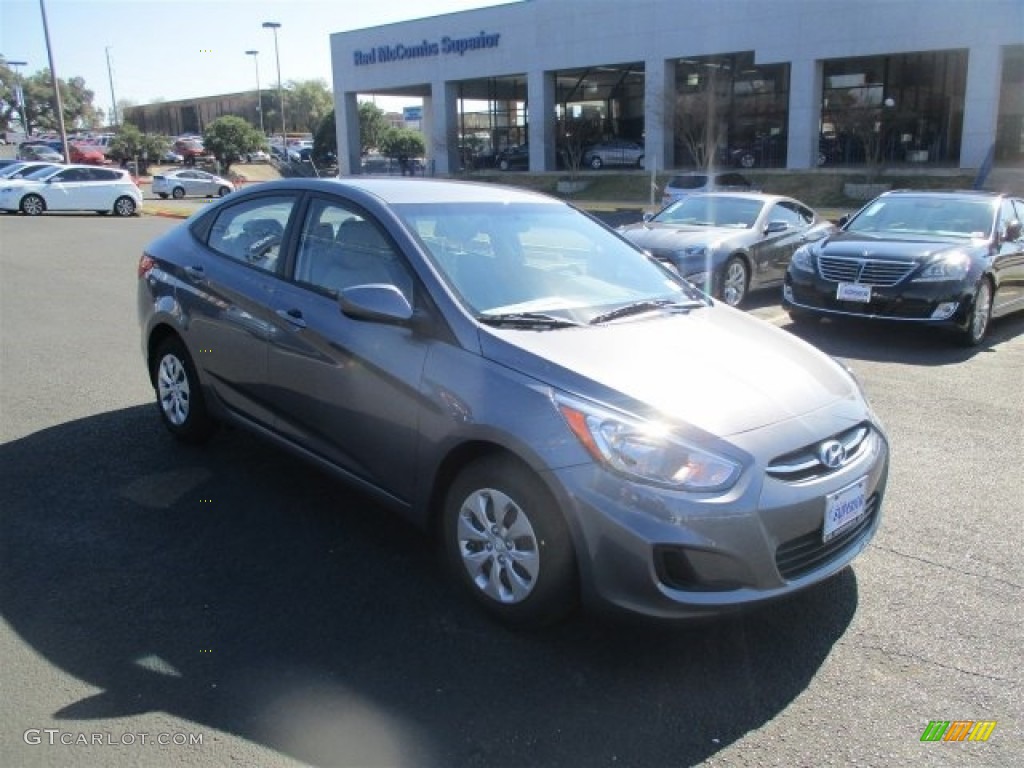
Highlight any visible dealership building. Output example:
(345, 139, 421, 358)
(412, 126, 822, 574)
(329, 0, 1024, 175)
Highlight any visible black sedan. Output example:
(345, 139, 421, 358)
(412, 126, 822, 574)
(496, 143, 529, 171)
(783, 190, 1024, 346)
(619, 192, 834, 307)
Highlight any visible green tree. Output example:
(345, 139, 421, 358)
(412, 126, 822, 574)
(359, 101, 387, 154)
(0, 59, 26, 133)
(202, 115, 266, 173)
(286, 78, 332, 135)
(313, 109, 336, 165)
(20, 70, 100, 133)
(378, 127, 426, 164)
(107, 123, 168, 168)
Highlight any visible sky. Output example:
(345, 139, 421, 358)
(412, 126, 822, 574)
(0, 0, 518, 116)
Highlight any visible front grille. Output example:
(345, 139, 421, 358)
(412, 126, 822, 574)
(775, 494, 878, 580)
(818, 256, 916, 287)
(766, 424, 872, 482)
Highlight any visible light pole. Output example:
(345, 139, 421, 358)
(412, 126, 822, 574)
(6, 60, 28, 134)
(262, 21, 286, 150)
(39, 0, 69, 163)
(245, 50, 264, 136)
(105, 47, 118, 128)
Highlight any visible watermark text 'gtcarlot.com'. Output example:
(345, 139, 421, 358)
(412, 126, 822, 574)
(24, 729, 204, 747)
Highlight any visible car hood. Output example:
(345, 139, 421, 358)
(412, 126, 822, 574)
(619, 223, 747, 252)
(815, 230, 977, 262)
(479, 306, 861, 436)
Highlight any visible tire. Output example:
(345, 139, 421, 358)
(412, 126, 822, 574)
(589, 156, 603, 170)
(442, 456, 578, 627)
(636, 155, 645, 169)
(158, 193, 169, 200)
(151, 337, 216, 444)
(113, 196, 136, 217)
(959, 278, 993, 347)
(217, 186, 231, 197)
(718, 256, 750, 308)
(171, 187, 185, 199)
(20, 194, 45, 216)
(499, 159, 510, 171)
(739, 152, 757, 169)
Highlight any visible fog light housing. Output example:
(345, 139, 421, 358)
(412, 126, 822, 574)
(930, 302, 958, 320)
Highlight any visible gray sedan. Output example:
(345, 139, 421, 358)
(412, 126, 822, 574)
(152, 168, 234, 199)
(138, 178, 887, 626)
(620, 192, 834, 307)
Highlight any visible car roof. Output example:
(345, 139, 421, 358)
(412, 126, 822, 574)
(878, 189, 1003, 201)
(240, 177, 563, 206)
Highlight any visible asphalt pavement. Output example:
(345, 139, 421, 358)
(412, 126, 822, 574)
(1, 214, 1021, 767)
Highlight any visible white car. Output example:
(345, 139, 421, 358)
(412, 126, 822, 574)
(152, 169, 234, 199)
(0, 164, 142, 216)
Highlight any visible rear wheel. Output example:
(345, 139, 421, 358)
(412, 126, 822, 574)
(113, 196, 136, 216)
(718, 256, 750, 307)
(151, 337, 216, 443)
(499, 158, 510, 171)
(20, 194, 45, 216)
(172, 187, 185, 199)
(589, 156, 603, 170)
(739, 152, 757, 169)
(217, 186, 231, 197)
(442, 456, 578, 627)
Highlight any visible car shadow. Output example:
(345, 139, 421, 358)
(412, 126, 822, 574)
(1, 405, 859, 767)
(781, 312, 1024, 365)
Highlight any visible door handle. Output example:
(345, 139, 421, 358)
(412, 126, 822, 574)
(184, 265, 205, 280)
(276, 308, 307, 328)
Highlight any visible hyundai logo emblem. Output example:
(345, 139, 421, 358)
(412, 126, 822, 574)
(819, 440, 846, 469)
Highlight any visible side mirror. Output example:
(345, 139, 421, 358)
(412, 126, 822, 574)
(642, 211, 654, 223)
(765, 220, 789, 234)
(837, 214, 851, 228)
(1004, 220, 1022, 243)
(339, 284, 413, 324)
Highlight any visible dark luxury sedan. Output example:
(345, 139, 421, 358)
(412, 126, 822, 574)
(619, 192, 835, 307)
(783, 190, 1024, 346)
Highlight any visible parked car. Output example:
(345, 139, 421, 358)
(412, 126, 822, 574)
(152, 168, 234, 199)
(162, 149, 185, 164)
(138, 177, 888, 625)
(68, 143, 106, 165)
(620, 192, 834, 307)
(661, 171, 752, 206)
(0, 161, 62, 180)
(243, 149, 270, 163)
(17, 143, 64, 163)
(784, 190, 1024, 346)
(173, 138, 207, 166)
(582, 138, 645, 169)
(728, 134, 843, 169)
(0, 164, 141, 216)
(495, 143, 530, 171)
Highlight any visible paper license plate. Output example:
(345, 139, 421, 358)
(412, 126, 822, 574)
(837, 282, 872, 302)
(823, 476, 869, 542)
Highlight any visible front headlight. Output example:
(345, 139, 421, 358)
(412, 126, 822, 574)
(554, 394, 741, 492)
(682, 245, 708, 258)
(913, 252, 970, 282)
(791, 245, 815, 272)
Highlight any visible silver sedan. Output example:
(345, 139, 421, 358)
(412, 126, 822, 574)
(152, 169, 234, 200)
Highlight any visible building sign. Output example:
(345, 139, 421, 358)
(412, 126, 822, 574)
(403, 106, 423, 122)
(353, 31, 500, 66)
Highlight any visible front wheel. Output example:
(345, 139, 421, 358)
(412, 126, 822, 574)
(959, 278, 993, 346)
(589, 156, 603, 170)
(718, 256, 750, 308)
(151, 337, 216, 443)
(20, 194, 45, 216)
(498, 159, 510, 171)
(739, 152, 757, 169)
(113, 196, 136, 216)
(442, 456, 578, 627)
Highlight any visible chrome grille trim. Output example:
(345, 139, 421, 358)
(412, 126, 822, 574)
(818, 255, 916, 287)
(766, 425, 871, 482)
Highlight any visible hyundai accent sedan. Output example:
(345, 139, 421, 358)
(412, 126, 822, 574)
(620, 192, 834, 307)
(784, 190, 1024, 345)
(138, 178, 889, 625)
(152, 168, 234, 199)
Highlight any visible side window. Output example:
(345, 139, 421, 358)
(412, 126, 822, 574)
(54, 168, 85, 182)
(774, 201, 813, 227)
(999, 199, 1018, 237)
(294, 198, 412, 298)
(206, 195, 295, 273)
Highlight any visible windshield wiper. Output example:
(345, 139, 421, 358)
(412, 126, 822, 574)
(589, 299, 703, 325)
(477, 311, 584, 329)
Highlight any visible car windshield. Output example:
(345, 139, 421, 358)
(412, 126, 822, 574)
(395, 202, 705, 322)
(653, 195, 764, 228)
(0, 163, 30, 178)
(846, 197, 995, 239)
(22, 166, 61, 180)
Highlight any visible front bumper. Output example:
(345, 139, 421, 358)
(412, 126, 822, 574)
(547, 417, 890, 619)
(784, 268, 974, 328)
